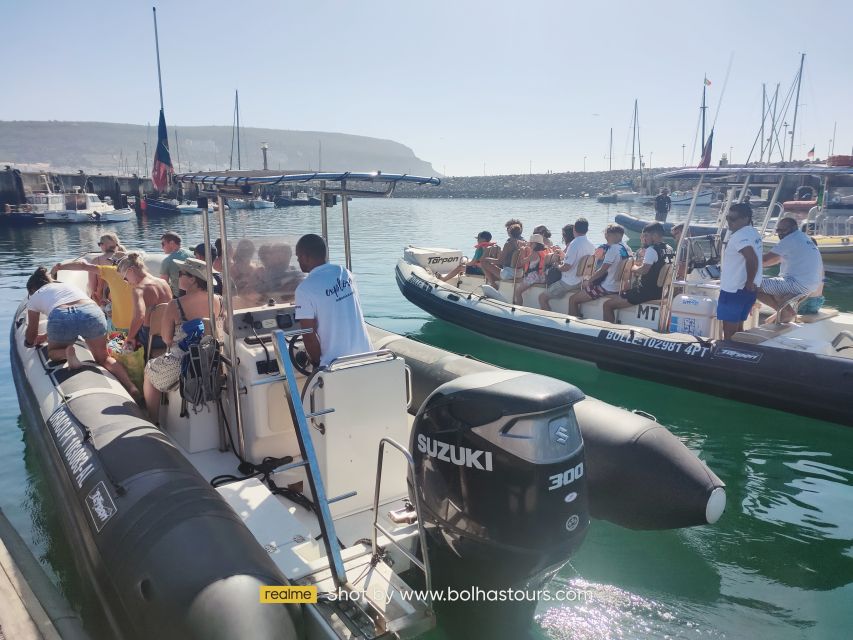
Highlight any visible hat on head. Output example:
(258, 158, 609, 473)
(529, 233, 545, 245)
(174, 257, 217, 282)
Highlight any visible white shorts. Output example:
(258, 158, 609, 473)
(500, 267, 523, 280)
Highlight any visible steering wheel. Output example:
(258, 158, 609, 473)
(287, 334, 315, 376)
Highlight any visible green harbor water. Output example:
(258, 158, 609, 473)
(1, 198, 851, 639)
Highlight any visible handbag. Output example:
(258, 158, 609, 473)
(545, 265, 562, 285)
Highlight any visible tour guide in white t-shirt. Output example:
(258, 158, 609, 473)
(294, 234, 372, 368)
(718, 203, 763, 340)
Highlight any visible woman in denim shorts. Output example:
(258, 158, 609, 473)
(24, 267, 141, 400)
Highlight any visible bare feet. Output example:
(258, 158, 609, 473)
(66, 345, 82, 369)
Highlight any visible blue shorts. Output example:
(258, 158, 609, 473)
(47, 303, 108, 344)
(465, 265, 484, 276)
(717, 289, 757, 322)
(798, 296, 824, 315)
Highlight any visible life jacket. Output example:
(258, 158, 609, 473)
(523, 248, 550, 276)
(471, 240, 497, 265)
(637, 242, 673, 292)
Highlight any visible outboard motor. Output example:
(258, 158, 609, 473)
(409, 370, 589, 591)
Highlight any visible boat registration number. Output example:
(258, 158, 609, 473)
(408, 273, 433, 293)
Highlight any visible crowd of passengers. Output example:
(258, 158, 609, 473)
(444, 217, 676, 320)
(443, 204, 826, 337)
(23, 230, 307, 423)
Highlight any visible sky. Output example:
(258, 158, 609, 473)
(3, 0, 852, 176)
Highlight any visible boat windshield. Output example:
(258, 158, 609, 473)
(223, 233, 306, 310)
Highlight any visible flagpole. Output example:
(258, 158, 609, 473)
(701, 76, 707, 151)
(152, 7, 165, 112)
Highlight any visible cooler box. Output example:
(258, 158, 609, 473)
(669, 295, 716, 337)
(404, 246, 463, 275)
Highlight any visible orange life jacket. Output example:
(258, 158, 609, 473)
(523, 248, 550, 275)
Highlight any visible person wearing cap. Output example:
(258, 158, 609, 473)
(159, 231, 192, 297)
(142, 258, 222, 422)
(51, 253, 134, 332)
(513, 233, 551, 304)
(654, 188, 671, 222)
(438, 231, 498, 285)
(294, 233, 371, 368)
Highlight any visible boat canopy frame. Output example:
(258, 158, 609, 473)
(172, 170, 440, 459)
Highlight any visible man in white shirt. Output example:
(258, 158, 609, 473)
(294, 234, 372, 368)
(717, 203, 763, 340)
(758, 217, 823, 323)
(568, 224, 632, 316)
(538, 218, 595, 311)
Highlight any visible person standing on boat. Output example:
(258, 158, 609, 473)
(602, 223, 672, 323)
(539, 218, 594, 311)
(24, 267, 141, 402)
(90, 233, 126, 303)
(717, 203, 763, 340)
(757, 217, 823, 323)
(654, 188, 671, 222)
(117, 253, 173, 356)
(159, 231, 192, 297)
(51, 255, 134, 333)
(294, 233, 372, 368)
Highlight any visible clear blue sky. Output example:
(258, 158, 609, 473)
(3, 0, 851, 176)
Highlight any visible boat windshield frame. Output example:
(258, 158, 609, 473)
(173, 169, 440, 457)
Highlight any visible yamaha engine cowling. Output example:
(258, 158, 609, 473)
(409, 370, 589, 590)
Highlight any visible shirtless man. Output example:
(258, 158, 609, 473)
(118, 253, 173, 355)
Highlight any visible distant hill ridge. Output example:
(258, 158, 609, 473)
(0, 120, 437, 176)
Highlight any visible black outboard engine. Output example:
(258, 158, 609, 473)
(409, 370, 589, 592)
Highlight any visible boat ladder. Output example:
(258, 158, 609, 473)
(267, 329, 434, 638)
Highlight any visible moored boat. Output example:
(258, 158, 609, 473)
(12, 170, 727, 639)
(44, 190, 133, 223)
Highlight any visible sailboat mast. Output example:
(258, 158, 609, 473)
(636, 102, 642, 184)
(760, 84, 766, 163)
(701, 77, 707, 151)
(631, 100, 637, 172)
(236, 91, 242, 171)
(788, 53, 806, 161)
(152, 7, 165, 112)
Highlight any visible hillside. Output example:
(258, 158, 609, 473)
(0, 121, 438, 176)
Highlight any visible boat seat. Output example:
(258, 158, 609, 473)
(613, 263, 674, 327)
(797, 308, 839, 323)
(731, 324, 795, 345)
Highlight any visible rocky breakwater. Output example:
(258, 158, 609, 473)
(395, 168, 675, 199)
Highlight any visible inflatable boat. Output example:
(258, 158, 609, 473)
(396, 247, 853, 427)
(11, 171, 726, 640)
(615, 212, 717, 242)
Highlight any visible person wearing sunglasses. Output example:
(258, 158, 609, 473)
(717, 202, 762, 339)
(91, 233, 126, 303)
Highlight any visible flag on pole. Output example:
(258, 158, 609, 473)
(698, 130, 714, 169)
(151, 109, 173, 192)
(807, 146, 815, 159)
(704, 76, 712, 86)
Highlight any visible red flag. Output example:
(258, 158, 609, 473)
(698, 130, 714, 169)
(151, 109, 173, 192)
(807, 146, 815, 159)
(704, 76, 712, 86)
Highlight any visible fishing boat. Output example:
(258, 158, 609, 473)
(275, 192, 322, 207)
(397, 166, 853, 427)
(249, 197, 275, 209)
(11, 170, 726, 640)
(44, 189, 133, 223)
(2, 173, 68, 225)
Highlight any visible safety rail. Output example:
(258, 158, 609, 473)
(372, 438, 433, 606)
(270, 328, 348, 588)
